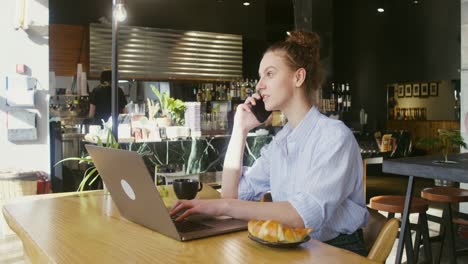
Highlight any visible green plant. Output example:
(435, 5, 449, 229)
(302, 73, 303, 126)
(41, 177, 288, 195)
(417, 129, 467, 162)
(150, 84, 185, 125)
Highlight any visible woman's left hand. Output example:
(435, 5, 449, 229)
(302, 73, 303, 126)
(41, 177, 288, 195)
(169, 199, 226, 221)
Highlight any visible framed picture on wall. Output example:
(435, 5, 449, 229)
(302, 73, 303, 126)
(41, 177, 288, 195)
(397, 84, 404, 98)
(405, 84, 412, 97)
(429, 82, 438, 96)
(412, 83, 420, 97)
(421, 83, 429, 97)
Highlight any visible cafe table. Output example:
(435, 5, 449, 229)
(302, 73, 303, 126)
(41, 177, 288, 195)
(2, 188, 377, 263)
(383, 153, 468, 264)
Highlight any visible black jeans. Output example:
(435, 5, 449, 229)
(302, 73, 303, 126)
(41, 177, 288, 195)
(324, 229, 368, 256)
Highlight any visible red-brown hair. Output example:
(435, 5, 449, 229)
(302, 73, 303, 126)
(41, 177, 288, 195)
(266, 30, 324, 104)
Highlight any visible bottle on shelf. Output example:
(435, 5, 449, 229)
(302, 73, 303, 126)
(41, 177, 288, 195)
(245, 79, 253, 98)
(337, 83, 344, 112)
(229, 81, 236, 100)
(330, 82, 336, 112)
(205, 84, 212, 101)
(240, 80, 246, 100)
(236, 81, 241, 100)
(211, 85, 216, 101)
(344, 83, 351, 112)
(223, 84, 228, 101)
(196, 84, 203, 102)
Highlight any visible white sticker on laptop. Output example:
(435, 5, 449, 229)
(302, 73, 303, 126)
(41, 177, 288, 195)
(121, 179, 136, 200)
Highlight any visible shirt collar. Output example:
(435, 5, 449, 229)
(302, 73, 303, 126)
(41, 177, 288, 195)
(274, 106, 321, 151)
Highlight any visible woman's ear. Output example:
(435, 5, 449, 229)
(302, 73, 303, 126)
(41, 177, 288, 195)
(294, 68, 306, 88)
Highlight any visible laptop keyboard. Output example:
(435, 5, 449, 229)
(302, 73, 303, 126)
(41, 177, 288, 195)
(170, 210, 212, 233)
(173, 219, 212, 233)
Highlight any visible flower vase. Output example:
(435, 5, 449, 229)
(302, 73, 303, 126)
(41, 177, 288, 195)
(156, 116, 172, 127)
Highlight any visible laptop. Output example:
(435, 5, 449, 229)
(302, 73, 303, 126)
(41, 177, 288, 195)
(85, 145, 247, 241)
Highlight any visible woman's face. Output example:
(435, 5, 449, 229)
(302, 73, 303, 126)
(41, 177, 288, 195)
(256, 51, 296, 111)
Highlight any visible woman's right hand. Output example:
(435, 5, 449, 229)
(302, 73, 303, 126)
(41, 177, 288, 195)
(233, 93, 263, 133)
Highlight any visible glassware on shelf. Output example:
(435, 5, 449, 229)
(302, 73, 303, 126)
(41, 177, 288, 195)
(129, 103, 145, 116)
(218, 112, 228, 130)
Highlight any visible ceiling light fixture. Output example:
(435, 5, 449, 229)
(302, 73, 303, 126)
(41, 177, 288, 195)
(114, 0, 127, 22)
(377, 0, 385, 13)
(243, 1, 250, 6)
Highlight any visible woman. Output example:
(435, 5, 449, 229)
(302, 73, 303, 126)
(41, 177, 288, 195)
(170, 31, 368, 255)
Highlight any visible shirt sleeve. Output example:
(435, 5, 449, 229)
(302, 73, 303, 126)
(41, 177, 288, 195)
(288, 127, 364, 230)
(237, 141, 273, 201)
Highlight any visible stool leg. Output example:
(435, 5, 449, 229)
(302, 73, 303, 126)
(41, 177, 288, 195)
(444, 203, 456, 264)
(403, 213, 415, 263)
(413, 214, 422, 263)
(420, 212, 433, 264)
(436, 208, 447, 264)
(396, 176, 415, 264)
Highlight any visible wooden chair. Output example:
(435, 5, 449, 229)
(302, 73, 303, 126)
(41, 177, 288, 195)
(363, 207, 389, 252)
(421, 186, 468, 264)
(369, 195, 432, 263)
(364, 208, 400, 263)
(367, 219, 399, 263)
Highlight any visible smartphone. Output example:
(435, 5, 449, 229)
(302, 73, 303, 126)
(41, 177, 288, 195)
(251, 96, 272, 123)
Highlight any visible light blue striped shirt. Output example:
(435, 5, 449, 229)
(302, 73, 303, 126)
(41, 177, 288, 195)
(238, 106, 369, 241)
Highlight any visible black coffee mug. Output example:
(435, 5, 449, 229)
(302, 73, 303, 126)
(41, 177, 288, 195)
(173, 179, 203, 200)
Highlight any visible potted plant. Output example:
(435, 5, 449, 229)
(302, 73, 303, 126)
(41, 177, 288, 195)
(417, 129, 467, 164)
(417, 129, 467, 186)
(149, 84, 185, 126)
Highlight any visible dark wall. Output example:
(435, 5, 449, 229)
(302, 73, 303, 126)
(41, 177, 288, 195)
(292, 0, 333, 80)
(333, 0, 460, 130)
(49, 0, 294, 79)
(50, 0, 460, 131)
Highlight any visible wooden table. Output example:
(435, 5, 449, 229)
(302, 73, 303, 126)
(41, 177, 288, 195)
(383, 153, 468, 264)
(2, 190, 377, 263)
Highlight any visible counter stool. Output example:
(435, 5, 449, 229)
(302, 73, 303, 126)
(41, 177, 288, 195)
(369, 195, 432, 263)
(421, 186, 468, 264)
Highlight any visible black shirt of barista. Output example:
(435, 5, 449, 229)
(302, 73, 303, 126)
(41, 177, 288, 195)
(89, 85, 127, 123)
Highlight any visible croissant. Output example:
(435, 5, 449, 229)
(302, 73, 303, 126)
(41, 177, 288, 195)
(248, 219, 312, 243)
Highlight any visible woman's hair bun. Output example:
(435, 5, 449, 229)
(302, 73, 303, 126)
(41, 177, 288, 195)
(286, 31, 320, 57)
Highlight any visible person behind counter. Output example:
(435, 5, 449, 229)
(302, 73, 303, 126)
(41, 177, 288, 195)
(170, 30, 369, 255)
(88, 70, 127, 125)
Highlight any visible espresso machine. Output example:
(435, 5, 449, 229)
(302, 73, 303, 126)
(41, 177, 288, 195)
(49, 95, 90, 192)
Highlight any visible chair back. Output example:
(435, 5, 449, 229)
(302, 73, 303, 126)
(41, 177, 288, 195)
(363, 208, 387, 251)
(366, 216, 399, 263)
